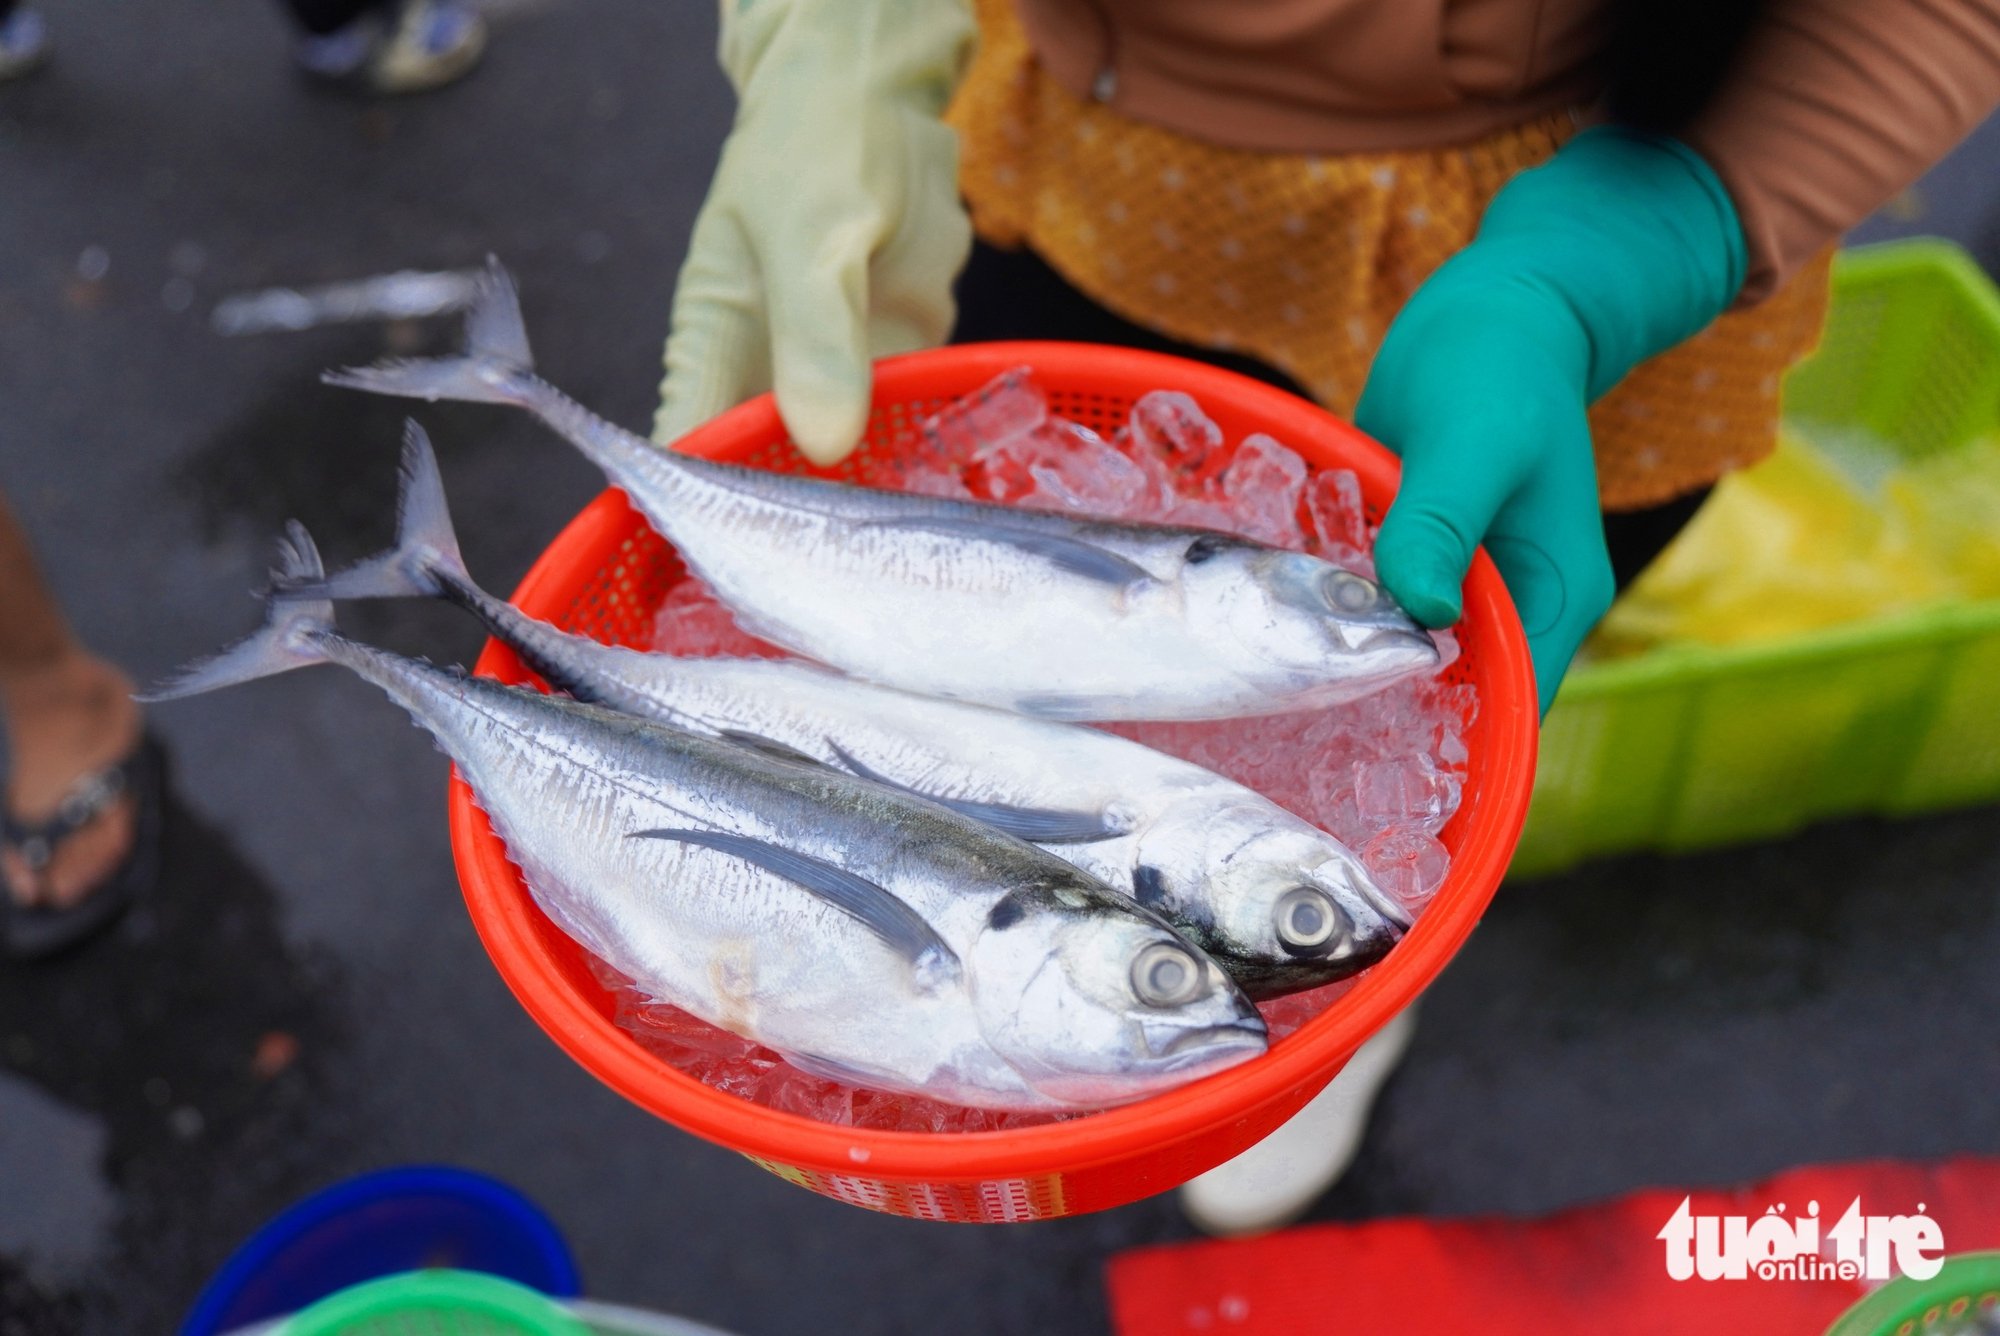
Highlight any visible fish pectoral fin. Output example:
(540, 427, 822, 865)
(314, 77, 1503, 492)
(715, 728, 831, 769)
(865, 517, 1153, 586)
(939, 799, 1124, 844)
(825, 741, 1121, 844)
(1009, 692, 1101, 720)
(630, 827, 961, 980)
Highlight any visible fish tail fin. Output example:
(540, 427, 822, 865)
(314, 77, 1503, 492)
(322, 256, 534, 407)
(139, 523, 337, 702)
(278, 420, 472, 605)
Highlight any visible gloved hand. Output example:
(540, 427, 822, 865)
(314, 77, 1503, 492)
(1355, 127, 1747, 715)
(654, 0, 976, 464)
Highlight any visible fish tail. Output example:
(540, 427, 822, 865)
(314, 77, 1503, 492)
(278, 420, 473, 605)
(139, 522, 338, 702)
(322, 256, 535, 408)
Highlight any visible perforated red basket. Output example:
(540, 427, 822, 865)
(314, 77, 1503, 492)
(448, 342, 1538, 1222)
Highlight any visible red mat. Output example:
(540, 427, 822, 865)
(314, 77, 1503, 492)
(1108, 1158, 2000, 1336)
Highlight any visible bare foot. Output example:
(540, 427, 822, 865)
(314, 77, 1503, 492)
(2, 652, 142, 910)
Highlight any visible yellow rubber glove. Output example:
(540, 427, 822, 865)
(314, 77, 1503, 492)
(653, 0, 977, 464)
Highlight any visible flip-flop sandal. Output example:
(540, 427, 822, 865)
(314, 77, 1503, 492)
(1, 732, 167, 962)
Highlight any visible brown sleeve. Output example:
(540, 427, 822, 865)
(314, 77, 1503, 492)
(1681, 0, 2000, 304)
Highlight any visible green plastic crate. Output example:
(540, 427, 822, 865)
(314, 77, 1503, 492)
(1513, 240, 2000, 878)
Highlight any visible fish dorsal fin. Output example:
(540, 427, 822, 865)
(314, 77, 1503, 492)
(631, 827, 960, 981)
(864, 515, 1152, 586)
(716, 728, 830, 769)
(826, 742, 1122, 844)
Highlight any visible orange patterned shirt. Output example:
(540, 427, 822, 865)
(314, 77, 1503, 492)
(948, 0, 1834, 510)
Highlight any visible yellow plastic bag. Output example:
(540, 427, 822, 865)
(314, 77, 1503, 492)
(1886, 435, 2000, 601)
(1588, 429, 2000, 659)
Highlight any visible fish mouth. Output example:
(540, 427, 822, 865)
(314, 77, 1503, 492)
(1232, 940, 1400, 1000)
(1352, 877, 1416, 933)
(1151, 1019, 1269, 1069)
(1359, 625, 1439, 660)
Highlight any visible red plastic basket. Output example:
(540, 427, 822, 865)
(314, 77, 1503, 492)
(448, 342, 1538, 1222)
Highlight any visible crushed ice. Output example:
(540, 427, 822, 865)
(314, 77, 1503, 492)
(623, 369, 1477, 1134)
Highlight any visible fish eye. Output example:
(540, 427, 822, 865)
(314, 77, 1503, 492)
(1275, 886, 1345, 952)
(1132, 942, 1205, 1008)
(1321, 570, 1380, 614)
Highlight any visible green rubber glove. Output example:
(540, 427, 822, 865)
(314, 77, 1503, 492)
(1356, 127, 1747, 715)
(654, 0, 976, 463)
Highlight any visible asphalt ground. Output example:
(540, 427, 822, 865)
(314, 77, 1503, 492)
(2, 4, 1998, 1332)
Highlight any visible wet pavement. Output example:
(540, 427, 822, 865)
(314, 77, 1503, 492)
(2, 4, 1999, 1333)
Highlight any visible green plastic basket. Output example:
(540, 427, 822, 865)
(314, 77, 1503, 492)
(1514, 240, 2000, 877)
(1825, 1251, 2000, 1335)
(275, 1271, 592, 1336)
(230, 1285, 737, 1336)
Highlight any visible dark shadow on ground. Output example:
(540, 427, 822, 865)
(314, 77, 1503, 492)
(0, 778, 353, 1334)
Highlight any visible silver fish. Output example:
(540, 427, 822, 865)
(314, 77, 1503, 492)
(324, 261, 1439, 721)
(149, 528, 1266, 1111)
(284, 423, 1412, 997)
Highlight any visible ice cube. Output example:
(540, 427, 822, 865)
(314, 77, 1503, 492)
(1220, 433, 1309, 546)
(965, 420, 1057, 503)
(714, 1056, 780, 1102)
(921, 368, 1047, 466)
(1123, 390, 1224, 478)
(1317, 787, 1376, 848)
(1307, 468, 1368, 553)
(891, 452, 975, 500)
(767, 1067, 856, 1123)
(843, 1093, 898, 1132)
(1361, 829, 1450, 911)
(1162, 496, 1243, 535)
(988, 422, 1152, 515)
(1112, 426, 1189, 507)
(1353, 755, 1460, 833)
(1402, 677, 1477, 740)
(1438, 728, 1469, 768)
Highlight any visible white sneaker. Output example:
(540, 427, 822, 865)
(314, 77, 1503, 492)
(295, 0, 486, 95)
(370, 0, 485, 93)
(1179, 1006, 1419, 1237)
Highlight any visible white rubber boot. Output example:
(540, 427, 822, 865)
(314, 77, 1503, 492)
(1179, 1006, 1418, 1237)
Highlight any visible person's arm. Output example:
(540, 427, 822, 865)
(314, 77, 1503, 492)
(653, 0, 976, 463)
(1364, 2, 2000, 715)
(1359, 129, 1746, 715)
(1684, 0, 2000, 304)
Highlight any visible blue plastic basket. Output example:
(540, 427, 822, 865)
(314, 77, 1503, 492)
(180, 1166, 581, 1336)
